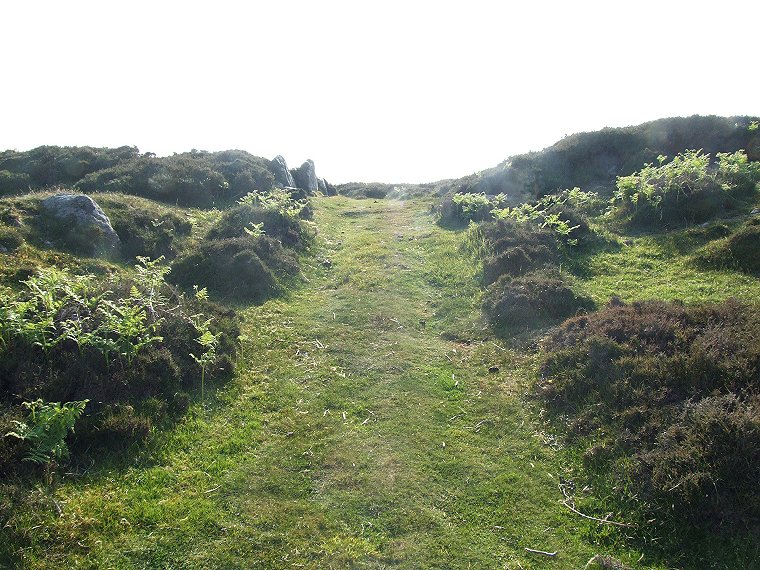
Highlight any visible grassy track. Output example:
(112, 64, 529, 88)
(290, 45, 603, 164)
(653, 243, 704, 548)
(4, 197, 654, 569)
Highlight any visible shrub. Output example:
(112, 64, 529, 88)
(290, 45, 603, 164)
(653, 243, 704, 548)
(694, 219, 760, 274)
(453, 115, 759, 200)
(538, 299, 760, 531)
(436, 192, 508, 226)
(0, 262, 240, 465)
(483, 270, 593, 331)
(170, 236, 296, 302)
(76, 156, 229, 207)
(477, 196, 596, 284)
(612, 150, 760, 227)
(0, 226, 23, 252)
(0, 170, 31, 195)
(206, 200, 310, 249)
(96, 194, 193, 260)
(74, 149, 278, 207)
(0, 146, 138, 189)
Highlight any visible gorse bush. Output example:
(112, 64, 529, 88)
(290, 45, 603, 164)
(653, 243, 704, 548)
(538, 299, 760, 532)
(612, 149, 760, 227)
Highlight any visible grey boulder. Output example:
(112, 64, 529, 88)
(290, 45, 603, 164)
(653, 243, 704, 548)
(291, 159, 319, 194)
(40, 193, 120, 256)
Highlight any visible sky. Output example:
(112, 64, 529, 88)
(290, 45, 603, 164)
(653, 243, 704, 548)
(2, 0, 759, 184)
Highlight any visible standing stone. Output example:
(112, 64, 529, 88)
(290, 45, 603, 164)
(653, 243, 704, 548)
(40, 193, 120, 256)
(271, 155, 296, 188)
(291, 159, 319, 194)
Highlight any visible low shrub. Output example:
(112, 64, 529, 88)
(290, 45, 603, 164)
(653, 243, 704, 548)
(483, 270, 593, 331)
(0, 226, 23, 252)
(0, 146, 138, 190)
(0, 262, 240, 470)
(76, 156, 229, 207)
(477, 196, 597, 284)
(207, 203, 307, 249)
(436, 192, 507, 226)
(336, 182, 394, 199)
(612, 150, 760, 228)
(538, 299, 760, 531)
(170, 236, 297, 302)
(694, 219, 760, 274)
(0, 170, 31, 195)
(96, 194, 193, 260)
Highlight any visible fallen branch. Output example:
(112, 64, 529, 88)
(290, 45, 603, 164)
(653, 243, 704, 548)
(525, 548, 557, 557)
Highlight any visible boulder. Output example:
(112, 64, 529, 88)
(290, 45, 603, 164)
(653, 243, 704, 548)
(40, 193, 120, 256)
(291, 159, 319, 194)
(317, 177, 327, 194)
(271, 155, 296, 188)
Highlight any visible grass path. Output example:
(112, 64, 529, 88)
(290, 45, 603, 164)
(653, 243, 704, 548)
(6, 197, 649, 569)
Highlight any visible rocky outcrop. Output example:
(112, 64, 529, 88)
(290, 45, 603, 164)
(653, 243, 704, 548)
(319, 178, 338, 196)
(291, 160, 319, 194)
(271, 155, 296, 188)
(40, 193, 120, 256)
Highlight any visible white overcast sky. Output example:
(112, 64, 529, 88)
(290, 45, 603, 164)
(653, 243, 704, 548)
(2, 1, 759, 183)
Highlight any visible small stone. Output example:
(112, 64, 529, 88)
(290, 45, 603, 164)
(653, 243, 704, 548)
(488, 366, 500, 373)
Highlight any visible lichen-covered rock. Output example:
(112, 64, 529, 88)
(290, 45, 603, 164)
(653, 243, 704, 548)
(271, 155, 296, 188)
(40, 193, 120, 256)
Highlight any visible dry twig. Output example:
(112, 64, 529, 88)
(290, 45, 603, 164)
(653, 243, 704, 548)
(525, 548, 557, 557)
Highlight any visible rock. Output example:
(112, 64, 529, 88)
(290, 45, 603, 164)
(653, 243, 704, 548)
(291, 159, 319, 194)
(317, 177, 338, 196)
(271, 155, 296, 188)
(40, 193, 120, 256)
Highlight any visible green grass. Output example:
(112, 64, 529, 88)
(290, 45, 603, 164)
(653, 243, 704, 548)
(0, 196, 659, 569)
(9, 196, 760, 568)
(568, 223, 760, 304)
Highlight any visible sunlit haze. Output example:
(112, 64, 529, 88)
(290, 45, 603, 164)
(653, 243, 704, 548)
(3, 0, 759, 183)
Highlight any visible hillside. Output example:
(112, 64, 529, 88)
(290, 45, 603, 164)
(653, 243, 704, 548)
(1, 117, 759, 569)
(445, 115, 760, 203)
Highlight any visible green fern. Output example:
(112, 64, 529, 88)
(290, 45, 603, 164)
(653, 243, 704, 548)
(6, 399, 88, 464)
